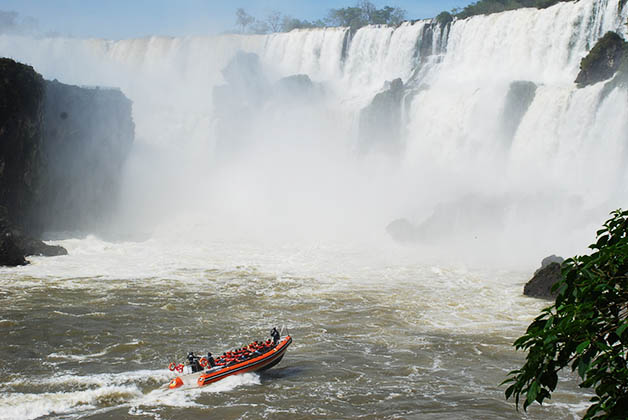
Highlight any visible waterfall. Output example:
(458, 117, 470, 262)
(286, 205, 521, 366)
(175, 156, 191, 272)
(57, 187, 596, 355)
(0, 0, 625, 259)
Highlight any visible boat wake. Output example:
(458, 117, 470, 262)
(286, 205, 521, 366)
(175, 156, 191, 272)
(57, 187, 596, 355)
(0, 369, 260, 420)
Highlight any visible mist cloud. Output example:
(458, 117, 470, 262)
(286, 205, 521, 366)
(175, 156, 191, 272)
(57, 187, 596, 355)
(0, 10, 40, 36)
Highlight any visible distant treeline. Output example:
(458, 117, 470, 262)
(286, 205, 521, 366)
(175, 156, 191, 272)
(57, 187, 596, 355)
(235, 0, 577, 34)
(443, 0, 575, 21)
(234, 1, 405, 34)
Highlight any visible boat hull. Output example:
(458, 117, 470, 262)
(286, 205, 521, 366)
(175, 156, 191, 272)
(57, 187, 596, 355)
(168, 335, 292, 389)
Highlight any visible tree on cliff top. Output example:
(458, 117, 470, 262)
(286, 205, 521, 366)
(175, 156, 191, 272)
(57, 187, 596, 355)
(235, 8, 254, 33)
(455, 0, 575, 19)
(504, 209, 628, 418)
(326, 1, 405, 30)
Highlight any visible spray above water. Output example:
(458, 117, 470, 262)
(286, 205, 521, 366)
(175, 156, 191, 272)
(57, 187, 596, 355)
(0, 0, 625, 265)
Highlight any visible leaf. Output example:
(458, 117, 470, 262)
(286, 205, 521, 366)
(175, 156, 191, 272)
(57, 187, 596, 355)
(578, 358, 590, 379)
(541, 368, 558, 391)
(596, 234, 609, 248)
(526, 380, 540, 408)
(505, 384, 516, 399)
(505, 209, 628, 417)
(576, 340, 590, 354)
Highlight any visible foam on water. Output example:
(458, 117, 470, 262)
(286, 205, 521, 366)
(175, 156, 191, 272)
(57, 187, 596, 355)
(0, 385, 143, 420)
(0, 367, 261, 420)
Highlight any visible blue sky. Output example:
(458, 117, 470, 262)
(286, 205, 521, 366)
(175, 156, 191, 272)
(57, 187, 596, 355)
(0, 0, 474, 39)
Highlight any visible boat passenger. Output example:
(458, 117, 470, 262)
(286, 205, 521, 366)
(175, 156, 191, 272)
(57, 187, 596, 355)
(187, 351, 203, 373)
(271, 327, 280, 345)
(207, 352, 216, 368)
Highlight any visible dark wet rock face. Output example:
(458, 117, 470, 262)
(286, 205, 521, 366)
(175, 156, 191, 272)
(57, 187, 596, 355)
(538, 254, 564, 271)
(39, 80, 134, 233)
(0, 58, 134, 265)
(500, 80, 537, 143)
(386, 218, 420, 243)
(212, 51, 269, 155)
(213, 52, 324, 156)
(0, 58, 45, 232)
(0, 231, 27, 266)
(524, 256, 564, 300)
(275, 74, 314, 96)
(12, 231, 68, 257)
(0, 205, 67, 266)
(575, 31, 627, 87)
(359, 78, 405, 154)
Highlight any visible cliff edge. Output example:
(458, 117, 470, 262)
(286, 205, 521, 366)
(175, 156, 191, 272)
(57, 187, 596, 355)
(0, 57, 134, 265)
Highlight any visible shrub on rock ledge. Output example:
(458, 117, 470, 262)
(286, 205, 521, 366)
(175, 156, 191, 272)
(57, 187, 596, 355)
(504, 209, 628, 418)
(575, 31, 628, 87)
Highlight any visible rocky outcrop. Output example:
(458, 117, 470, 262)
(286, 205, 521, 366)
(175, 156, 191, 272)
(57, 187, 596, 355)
(386, 218, 420, 243)
(274, 74, 318, 98)
(0, 57, 134, 265)
(212, 51, 270, 155)
(537, 254, 564, 271)
(418, 21, 449, 58)
(575, 31, 627, 87)
(0, 58, 58, 265)
(0, 205, 66, 266)
(213, 52, 324, 155)
(385, 192, 583, 246)
(358, 78, 405, 154)
(386, 194, 511, 244)
(213, 51, 268, 114)
(0, 58, 44, 232)
(38, 80, 134, 233)
(500, 81, 537, 143)
(523, 255, 564, 299)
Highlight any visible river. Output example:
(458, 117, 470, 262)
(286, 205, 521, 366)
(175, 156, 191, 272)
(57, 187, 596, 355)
(0, 236, 589, 419)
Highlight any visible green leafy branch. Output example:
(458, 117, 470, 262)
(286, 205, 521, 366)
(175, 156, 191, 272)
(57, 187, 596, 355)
(504, 209, 628, 419)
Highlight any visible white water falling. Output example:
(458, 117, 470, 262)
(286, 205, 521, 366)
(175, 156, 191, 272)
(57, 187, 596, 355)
(342, 22, 427, 95)
(262, 27, 348, 82)
(0, 0, 625, 263)
(401, 0, 628, 259)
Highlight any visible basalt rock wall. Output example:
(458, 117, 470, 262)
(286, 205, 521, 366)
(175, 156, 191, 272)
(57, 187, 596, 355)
(0, 58, 44, 229)
(0, 57, 134, 264)
(40, 80, 134, 233)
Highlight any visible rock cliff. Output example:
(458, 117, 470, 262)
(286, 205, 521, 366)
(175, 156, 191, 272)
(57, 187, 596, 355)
(523, 255, 564, 299)
(0, 58, 44, 229)
(575, 31, 628, 87)
(0, 57, 134, 265)
(39, 80, 134, 233)
(358, 78, 405, 154)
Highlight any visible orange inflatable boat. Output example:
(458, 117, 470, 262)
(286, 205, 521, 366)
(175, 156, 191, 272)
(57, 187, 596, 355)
(167, 334, 292, 389)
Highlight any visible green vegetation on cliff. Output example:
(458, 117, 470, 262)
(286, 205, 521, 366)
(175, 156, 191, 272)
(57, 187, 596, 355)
(326, 2, 405, 29)
(435, 11, 454, 28)
(236, 0, 582, 33)
(234, 1, 405, 33)
(454, 0, 575, 19)
(504, 209, 628, 419)
(576, 31, 628, 87)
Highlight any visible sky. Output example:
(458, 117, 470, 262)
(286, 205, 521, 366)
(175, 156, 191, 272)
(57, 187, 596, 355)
(0, 0, 474, 39)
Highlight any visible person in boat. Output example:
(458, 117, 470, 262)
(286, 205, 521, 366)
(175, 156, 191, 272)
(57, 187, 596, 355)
(270, 327, 280, 345)
(187, 352, 203, 373)
(262, 338, 272, 353)
(206, 352, 216, 368)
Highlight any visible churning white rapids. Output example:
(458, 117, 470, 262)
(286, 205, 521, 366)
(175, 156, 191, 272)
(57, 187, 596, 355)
(1, 0, 627, 418)
(0, 238, 588, 419)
